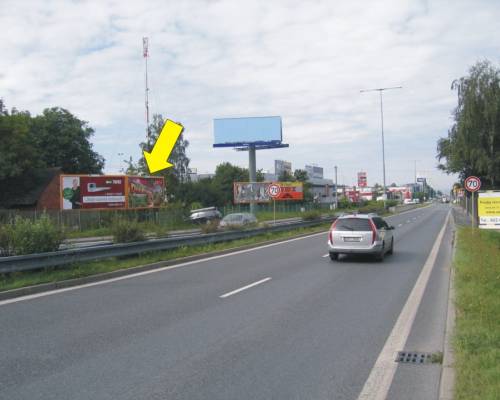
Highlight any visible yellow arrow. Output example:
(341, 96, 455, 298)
(143, 119, 184, 174)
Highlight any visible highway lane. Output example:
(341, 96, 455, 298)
(0, 204, 452, 400)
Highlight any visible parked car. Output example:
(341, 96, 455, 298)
(189, 207, 222, 224)
(219, 212, 258, 228)
(327, 213, 395, 261)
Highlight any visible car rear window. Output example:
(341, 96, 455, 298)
(334, 218, 371, 231)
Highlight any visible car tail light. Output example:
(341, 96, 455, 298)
(329, 220, 338, 244)
(369, 219, 377, 244)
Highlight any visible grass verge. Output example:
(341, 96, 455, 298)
(453, 227, 500, 400)
(0, 223, 331, 293)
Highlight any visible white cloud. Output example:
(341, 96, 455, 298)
(1, 0, 499, 191)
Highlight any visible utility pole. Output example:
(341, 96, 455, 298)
(334, 165, 338, 209)
(143, 37, 151, 140)
(360, 86, 402, 208)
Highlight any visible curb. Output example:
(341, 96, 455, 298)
(439, 213, 457, 400)
(0, 228, 328, 301)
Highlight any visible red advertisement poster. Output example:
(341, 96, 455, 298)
(127, 176, 165, 208)
(357, 172, 367, 187)
(273, 182, 304, 201)
(79, 176, 126, 209)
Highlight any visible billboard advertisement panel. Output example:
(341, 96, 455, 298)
(214, 116, 282, 146)
(61, 175, 126, 209)
(478, 191, 500, 229)
(127, 176, 165, 208)
(275, 160, 292, 177)
(80, 176, 126, 209)
(357, 172, 367, 187)
(305, 165, 323, 179)
(234, 182, 303, 203)
(61, 175, 165, 210)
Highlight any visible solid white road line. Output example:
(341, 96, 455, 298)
(219, 277, 272, 299)
(0, 231, 327, 307)
(357, 211, 450, 400)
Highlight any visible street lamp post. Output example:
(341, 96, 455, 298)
(360, 86, 402, 207)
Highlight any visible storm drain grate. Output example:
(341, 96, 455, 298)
(396, 351, 433, 365)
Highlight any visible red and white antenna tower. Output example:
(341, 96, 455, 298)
(143, 37, 150, 140)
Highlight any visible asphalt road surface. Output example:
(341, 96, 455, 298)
(0, 204, 453, 400)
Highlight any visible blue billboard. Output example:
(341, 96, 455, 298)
(213, 116, 283, 148)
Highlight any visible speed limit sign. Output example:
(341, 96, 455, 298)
(268, 183, 281, 199)
(464, 176, 481, 192)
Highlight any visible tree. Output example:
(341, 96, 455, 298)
(278, 170, 294, 181)
(437, 60, 500, 188)
(293, 169, 313, 202)
(212, 162, 249, 205)
(293, 169, 308, 182)
(256, 169, 265, 182)
(0, 107, 42, 180)
(138, 114, 190, 201)
(31, 107, 104, 173)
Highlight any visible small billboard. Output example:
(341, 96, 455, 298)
(357, 172, 367, 187)
(214, 116, 282, 147)
(234, 182, 303, 203)
(128, 176, 165, 208)
(61, 175, 126, 209)
(478, 191, 500, 229)
(61, 175, 165, 210)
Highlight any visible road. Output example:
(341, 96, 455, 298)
(0, 204, 453, 400)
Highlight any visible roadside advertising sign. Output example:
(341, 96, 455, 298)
(79, 176, 126, 209)
(61, 175, 126, 209)
(61, 175, 165, 210)
(464, 176, 481, 192)
(478, 191, 500, 230)
(127, 176, 165, 208)
(357, 172, 367, 187)
(233, 182, 303, 203)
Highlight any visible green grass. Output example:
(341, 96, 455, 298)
(0, 223, 330, 293)
(453, 227, 500, 400)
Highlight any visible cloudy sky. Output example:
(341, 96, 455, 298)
(2, 0, 499, 191)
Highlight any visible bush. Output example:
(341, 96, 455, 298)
(190, 202, 203, 210)
(200, 220, 219, 234)
(4, 214, 64, 255)
(386, 200, 399, 207)
(0, 224, 11, 255)
(358, 205, 384, 214)
(302, 210, 322, 221)
(111, 219, 146, 243)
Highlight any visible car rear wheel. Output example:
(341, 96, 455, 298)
(375, 244, 385, 262)
(387, 238, 394, 255)
(329, 253, 339, 261)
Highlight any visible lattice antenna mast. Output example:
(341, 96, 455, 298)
(143, 37, 151, 140)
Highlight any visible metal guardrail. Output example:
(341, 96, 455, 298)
(0, 217, 334, 274)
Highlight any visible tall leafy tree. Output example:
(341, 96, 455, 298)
(31, 107, 104, 173)
(212, 162, 249, 205)
(138, 114, 190, 201)
(437, 60, 500, 188)
(0, 107, 42, 180)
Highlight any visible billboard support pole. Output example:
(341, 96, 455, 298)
(249, 145, 257, 215)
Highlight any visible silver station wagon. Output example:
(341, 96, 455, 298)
(327, 213, 395, 261)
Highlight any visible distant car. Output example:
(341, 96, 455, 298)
(189, 207, 222, 224)
(219, 212, 258, 228)
(327, 213, 395, 261)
